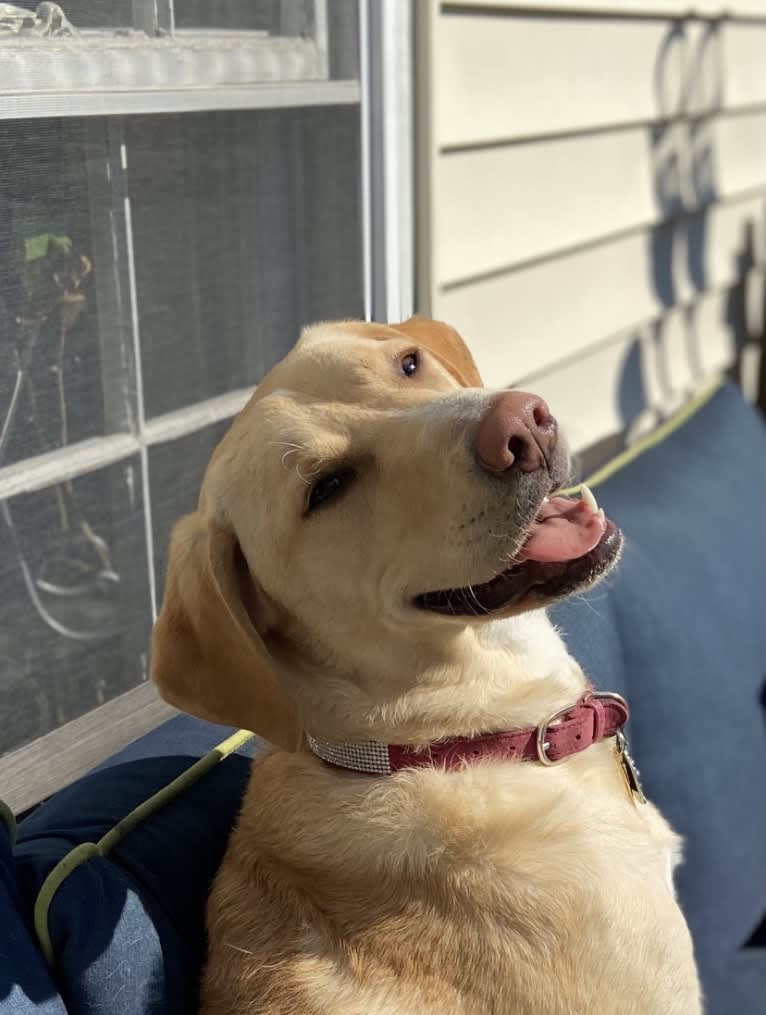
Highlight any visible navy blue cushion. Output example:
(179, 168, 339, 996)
(553, 382, 766, 1006)
(4, 382, 765, 1014)
(11, 719, 261, 1015)
(1, 820, 66, 1015)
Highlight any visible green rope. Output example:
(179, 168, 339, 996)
(32, 728, 254, 968)
(33, 843, 101, 965)
(559, 375, 724, 496)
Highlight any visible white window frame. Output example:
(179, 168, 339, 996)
(0, 0, 414, 813)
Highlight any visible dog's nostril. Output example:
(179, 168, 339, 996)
(507, 434, 527, 462)
(533, 404, 551, 428)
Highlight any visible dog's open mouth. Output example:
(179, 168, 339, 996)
(416, 486, 622, 616)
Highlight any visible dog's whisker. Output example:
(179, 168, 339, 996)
(466, 583, 489, 615)
(268, 441, 326, 485)
(566, 593, 604, 617)
(270, 441, 306, 451)
(295, 460, 325, 485)
(269, 440, 307, 470)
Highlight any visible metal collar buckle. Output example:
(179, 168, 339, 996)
(535, 702, 575, 766)
(535, 691, 628, 766)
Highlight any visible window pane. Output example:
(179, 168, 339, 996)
(0, 1, 133, 31)
(129, 104, 363, 419)
(174, 0, 312, 34)
(0, 118, 132, 466)
(149, 421, 232, 602)
(0, 459, 151, 757)
(0, 1, 320, 35)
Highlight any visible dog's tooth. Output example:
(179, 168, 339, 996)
(580, 483, 599, 513)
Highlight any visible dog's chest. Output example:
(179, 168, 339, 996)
(281, 844, 696, 1015)
(322, 829, 695, 1015)
(207, 753, 699, 1015)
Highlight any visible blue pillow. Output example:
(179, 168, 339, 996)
(553, 381, 766, 1008)
(4, 381, 765, 1015)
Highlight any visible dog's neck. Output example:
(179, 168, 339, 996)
(277, 609, 588, 745)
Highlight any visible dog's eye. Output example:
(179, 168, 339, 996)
(401, 352, 418, 377)
(307, 469, 354, 513)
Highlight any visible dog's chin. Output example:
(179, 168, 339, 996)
(414, 493, 623, 618)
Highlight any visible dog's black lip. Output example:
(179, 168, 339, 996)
(415, 519, 622, 616)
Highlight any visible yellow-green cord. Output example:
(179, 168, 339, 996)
(560, 375, 724, 496)
(32, 728, 254, 967)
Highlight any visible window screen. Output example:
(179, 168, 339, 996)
(0, 0, 363, 782)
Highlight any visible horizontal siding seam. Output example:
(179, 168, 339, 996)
(438, 101, 766, 155)
(438, 182, 766, 292)
(440, 4, 766, 26)
(510, 265, 766, 388)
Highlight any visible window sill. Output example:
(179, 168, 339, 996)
(0, 33, 360, 119)
(0, 78, 359, 119)
(0, 682, 176, 815)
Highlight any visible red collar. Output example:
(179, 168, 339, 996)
(306, 692, 630, 775)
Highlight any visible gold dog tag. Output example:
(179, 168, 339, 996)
(614, 732, 647, 805)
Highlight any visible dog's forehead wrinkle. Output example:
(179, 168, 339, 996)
(268, 423, 352, 464)
(262, 401, 450, 472)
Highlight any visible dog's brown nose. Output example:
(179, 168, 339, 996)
(475, 391, 557, 473)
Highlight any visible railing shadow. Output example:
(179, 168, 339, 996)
(584, 17, 765, 477)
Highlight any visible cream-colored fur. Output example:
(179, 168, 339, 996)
(151, 318, 702, 1014)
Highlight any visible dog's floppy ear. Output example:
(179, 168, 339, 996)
(393, 316, 483, 388)
(151, 510, 300, 751)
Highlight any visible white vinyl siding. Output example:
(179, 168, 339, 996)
(417, 1, 766, 455)
(436, 18, 766, 148)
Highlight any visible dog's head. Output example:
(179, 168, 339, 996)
(151, 318, 621, 747)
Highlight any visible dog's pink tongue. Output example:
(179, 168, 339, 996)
(515, 496, 606, 563)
